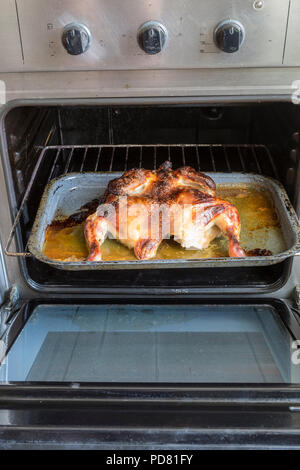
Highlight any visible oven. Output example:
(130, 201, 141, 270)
(1, 0, 300, 450)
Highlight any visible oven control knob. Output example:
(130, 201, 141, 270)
(214, 20, 245, 53)
(62, 23, 91, 55)
(137, 21, 168, 54)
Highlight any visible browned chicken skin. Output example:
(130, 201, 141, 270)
(84, 161, 246, 261)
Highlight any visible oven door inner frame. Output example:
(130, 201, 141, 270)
(1, 297, 300, 449)
(1, 297, 300, 395)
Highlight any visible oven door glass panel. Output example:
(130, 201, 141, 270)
(0, 303, 299, 384)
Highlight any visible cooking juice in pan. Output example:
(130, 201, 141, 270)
(42, 184, 285, 262)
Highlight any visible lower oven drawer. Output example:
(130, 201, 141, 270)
(1, 299, 300, 385)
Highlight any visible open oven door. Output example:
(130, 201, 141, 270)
(0, 298, 300, 449)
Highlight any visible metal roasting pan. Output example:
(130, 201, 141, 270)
(28, 172, 300, 270)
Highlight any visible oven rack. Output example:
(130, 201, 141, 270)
(4, 143, 279, 258)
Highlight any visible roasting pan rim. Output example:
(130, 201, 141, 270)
(27, 171, 300, 270)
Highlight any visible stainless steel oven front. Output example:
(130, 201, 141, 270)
(1, 0, 300, 450)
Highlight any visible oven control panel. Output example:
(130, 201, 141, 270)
(2, 0, 300, 71)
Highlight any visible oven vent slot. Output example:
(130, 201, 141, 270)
(4, 143, 279, 258)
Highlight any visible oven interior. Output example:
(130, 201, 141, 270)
(3, 102, 300, 293)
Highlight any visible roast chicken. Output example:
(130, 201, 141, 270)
(84, 161, 246, 261)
